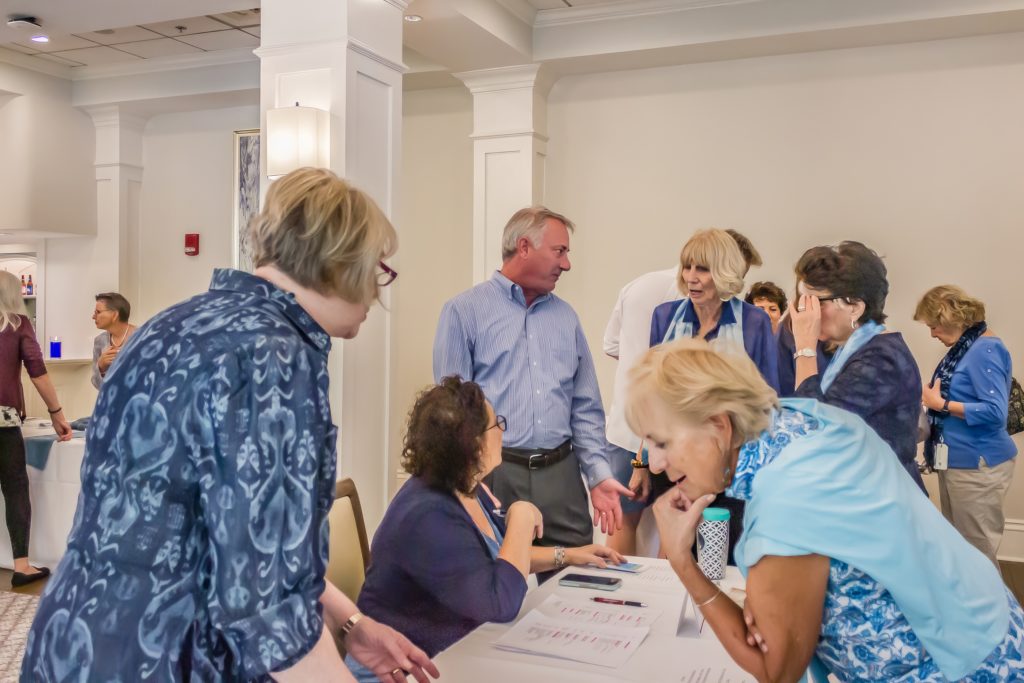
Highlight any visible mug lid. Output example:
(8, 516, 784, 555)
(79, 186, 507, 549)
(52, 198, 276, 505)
(702, 507, 730, 521)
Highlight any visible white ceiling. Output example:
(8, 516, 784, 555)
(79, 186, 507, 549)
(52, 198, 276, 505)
(0, 6, 260, 67)
(4, 0, 1024, 85)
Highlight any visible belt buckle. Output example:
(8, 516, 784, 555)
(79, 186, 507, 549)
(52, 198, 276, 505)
(528, 452, 546, 470)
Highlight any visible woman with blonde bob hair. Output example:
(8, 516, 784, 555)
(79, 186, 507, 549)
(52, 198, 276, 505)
(631, 229, 778, 559)
(915, 285, 1017, 568)
(26, 169, 438, 683)
(629, 338, 1024, 681)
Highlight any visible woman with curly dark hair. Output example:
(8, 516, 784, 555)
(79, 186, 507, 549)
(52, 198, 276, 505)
(346, 376, 622, 680)
(788, 241, 926, 492)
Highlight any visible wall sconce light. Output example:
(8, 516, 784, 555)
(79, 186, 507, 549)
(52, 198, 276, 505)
(266, 102, 330, 178)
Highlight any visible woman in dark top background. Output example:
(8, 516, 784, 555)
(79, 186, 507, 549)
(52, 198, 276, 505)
(349, 377, 623, 680)
(788, 241, 926, 492)
(0, 270, 72, 588)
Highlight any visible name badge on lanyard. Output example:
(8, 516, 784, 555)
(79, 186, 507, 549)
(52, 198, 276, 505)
(933, 440, 949, 471)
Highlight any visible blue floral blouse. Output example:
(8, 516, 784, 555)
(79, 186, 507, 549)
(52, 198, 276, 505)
(23, 269, 337, 681)
(727, 406, 1024, 681)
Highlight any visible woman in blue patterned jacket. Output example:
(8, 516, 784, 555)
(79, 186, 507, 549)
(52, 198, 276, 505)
(630, 339, 1022, 682)
(23, 168, 439, 683)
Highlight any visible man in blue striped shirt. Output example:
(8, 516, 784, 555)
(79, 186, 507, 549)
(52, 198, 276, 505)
(433, 207, 633, 549)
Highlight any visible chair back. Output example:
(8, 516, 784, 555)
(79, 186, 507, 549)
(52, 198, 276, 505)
(326, 478, 371, 600)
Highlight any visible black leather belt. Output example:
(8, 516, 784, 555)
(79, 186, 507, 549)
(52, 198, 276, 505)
(501, 440, 572, 470)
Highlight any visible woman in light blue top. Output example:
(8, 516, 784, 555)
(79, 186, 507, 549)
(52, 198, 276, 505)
(916, 284, 1017, 568)
(627, 338, 1023, 682)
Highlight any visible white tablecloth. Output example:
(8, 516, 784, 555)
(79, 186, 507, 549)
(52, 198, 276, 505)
(435, 558, 754, 682)
(0, 421, 86, 569)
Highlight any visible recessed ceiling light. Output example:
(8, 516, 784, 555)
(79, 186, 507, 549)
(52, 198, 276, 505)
(30, 34, 49, 43)
(404, 14, 423, 22)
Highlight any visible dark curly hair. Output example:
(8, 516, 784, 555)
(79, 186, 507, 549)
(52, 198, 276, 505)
(794, 241, 888, 325)
(745, 281, 787, 312)
(401, 376, 490, 496)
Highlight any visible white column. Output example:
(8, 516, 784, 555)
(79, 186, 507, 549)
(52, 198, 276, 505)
(258, 0, 406, 529)
(456, 65, 552, 283)
(86, 106, 146, 310)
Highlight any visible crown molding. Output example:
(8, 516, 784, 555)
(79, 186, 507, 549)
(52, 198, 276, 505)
(470, 130, 549, 142)
(455, 64, 546, 93)
(70, 47, 258, 81)
(83, 105, 149, 131)
(348, 38, 408, 74)
(534, 0, 760, 27)
(0, 47, 73, 80)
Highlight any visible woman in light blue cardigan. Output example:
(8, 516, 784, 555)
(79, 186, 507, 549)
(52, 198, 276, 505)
(628, 338, 1022, 682)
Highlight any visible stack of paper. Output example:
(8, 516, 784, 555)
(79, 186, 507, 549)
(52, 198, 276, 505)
(493, 595, 655, 668)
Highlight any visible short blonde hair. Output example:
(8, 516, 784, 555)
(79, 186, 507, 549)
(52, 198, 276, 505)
(501, 206, 575, 261)
(250, 167, 397, 306)
(679, 229, 747, 300)
(0, 270, 28, 333)
(914, 285, 986, 330)
(626, 338, 778, 448)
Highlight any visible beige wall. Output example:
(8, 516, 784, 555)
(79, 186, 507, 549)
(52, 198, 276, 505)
(397, 32, 1024, 555)
(543, 32, 1024, 553)
(139, 105, 260, 322)
(390, 87, 474, 494)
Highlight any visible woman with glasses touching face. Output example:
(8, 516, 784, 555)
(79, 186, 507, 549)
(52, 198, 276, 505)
(788, 241, 926, 492)
(347, 376, 623, 681)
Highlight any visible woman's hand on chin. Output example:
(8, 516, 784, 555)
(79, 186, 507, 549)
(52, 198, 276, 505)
(566, 545, 626, 568)
(652, 487, 716, 566)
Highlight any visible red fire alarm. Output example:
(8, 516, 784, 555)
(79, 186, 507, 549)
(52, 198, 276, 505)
(185, 233, 200, 256)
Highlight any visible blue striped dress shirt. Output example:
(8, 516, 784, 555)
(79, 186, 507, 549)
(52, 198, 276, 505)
(433, 271, 613, 488)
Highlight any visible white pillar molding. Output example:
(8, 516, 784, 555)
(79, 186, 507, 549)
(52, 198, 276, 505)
(260, 0, 405, 529)
(455, 65, 554, 282)
(85, 105, 147, 307)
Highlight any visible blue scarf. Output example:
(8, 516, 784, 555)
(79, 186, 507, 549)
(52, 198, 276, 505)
(819, 320, 885, 393)
(662, 297, 745, 350)
(924, 321, 987, 464)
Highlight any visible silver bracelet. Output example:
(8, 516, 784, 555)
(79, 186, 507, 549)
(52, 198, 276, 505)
(554, 546, 566, 569)
(694, 589, 722, 609)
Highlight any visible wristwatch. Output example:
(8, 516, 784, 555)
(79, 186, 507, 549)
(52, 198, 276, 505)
(793, 348, 816, 360)
(941, 399, 951, 416)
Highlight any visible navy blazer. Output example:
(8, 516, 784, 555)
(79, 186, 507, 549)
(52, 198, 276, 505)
(794, 333, 926, 492)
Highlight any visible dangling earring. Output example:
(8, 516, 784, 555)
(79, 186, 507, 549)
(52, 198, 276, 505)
(851, 318, 859, 330)
(722, 465, 732, 486)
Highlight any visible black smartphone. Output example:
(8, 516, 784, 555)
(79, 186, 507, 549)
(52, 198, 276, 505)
(557, 573, 623, 591)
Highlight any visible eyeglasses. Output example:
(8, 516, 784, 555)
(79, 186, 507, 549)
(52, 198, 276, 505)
(485, 415, 507, 433)
(377, 260, 398, 287)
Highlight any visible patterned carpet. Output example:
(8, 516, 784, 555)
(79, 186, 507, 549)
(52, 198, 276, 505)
(0, 592, 38, 682)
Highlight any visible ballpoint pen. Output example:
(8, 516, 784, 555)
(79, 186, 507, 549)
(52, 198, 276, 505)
(590, 597, 648, 607)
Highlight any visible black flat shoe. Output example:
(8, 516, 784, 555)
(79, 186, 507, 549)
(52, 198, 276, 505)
(11, 565, 50, 587)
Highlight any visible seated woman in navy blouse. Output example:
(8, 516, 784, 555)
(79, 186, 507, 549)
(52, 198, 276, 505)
(788, 241, 926, 492)
(633, 229, 778, 560)
(347, 377, 623, 680)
